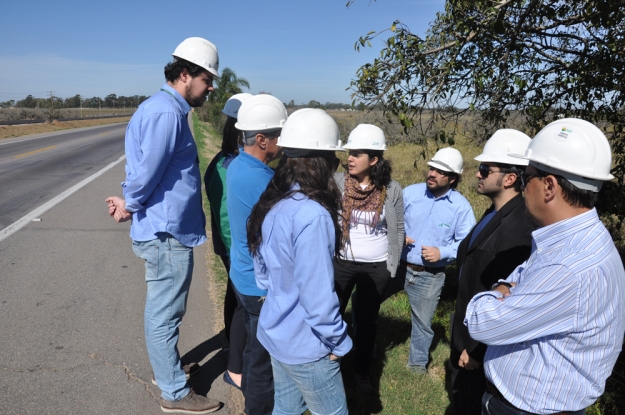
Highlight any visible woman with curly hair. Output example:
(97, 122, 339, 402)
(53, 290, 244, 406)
(333, 124, 405, 393)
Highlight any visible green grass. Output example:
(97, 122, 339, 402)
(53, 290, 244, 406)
(193, 113, 623, 415)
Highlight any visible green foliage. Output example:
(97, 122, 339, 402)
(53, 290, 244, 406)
(349, 1, 625, 180)
(196, 67, 250, 131)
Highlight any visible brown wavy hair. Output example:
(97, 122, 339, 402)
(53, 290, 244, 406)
(247, 152, 343, 257)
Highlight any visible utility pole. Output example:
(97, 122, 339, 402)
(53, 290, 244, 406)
(47, 91, 55, 109)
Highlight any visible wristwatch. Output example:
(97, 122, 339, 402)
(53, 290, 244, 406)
(491, 281, 513, 290)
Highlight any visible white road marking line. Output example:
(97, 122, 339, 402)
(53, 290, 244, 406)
(0, 155, 126, 242)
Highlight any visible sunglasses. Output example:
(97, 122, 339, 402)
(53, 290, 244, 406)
(478, 164, 508, 179)
(519, 171, 545, 188)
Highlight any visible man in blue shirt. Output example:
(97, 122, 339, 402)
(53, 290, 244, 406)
(226, 94, 287, 415)
(450, 130, 535, 415)
(401, 147, 475, 374)
(106, 37, 221, 414)
(465, 119, 625, 415)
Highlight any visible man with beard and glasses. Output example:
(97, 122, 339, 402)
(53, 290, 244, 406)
(465, 119, 625, 415)
(400, 147, 475, 374)
(449, 130, 536, 415)
(106, 37, 221, 414)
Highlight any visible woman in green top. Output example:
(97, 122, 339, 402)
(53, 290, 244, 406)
(204, 93, 252, 390)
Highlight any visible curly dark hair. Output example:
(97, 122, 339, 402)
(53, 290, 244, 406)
(247, 152, 343, 257)
(164, 58, 206, 83)
(343, 149, 392, 188)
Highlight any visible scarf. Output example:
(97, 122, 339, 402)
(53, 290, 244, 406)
(341, 173, 386, 249)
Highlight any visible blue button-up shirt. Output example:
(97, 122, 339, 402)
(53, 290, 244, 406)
(254, 192, 352, 364)
(401, 183, 475, 267)
(465, 209, 625, 414)
(122, 84, 206, 247)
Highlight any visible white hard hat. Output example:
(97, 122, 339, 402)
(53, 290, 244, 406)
(222, 93, 253, 118)
(172, 37, 220, 78)
(235, 94, 287, 132)
(277, 109, 345, 153)
(428, 147, 464, 174)
(342, 124, 387, 150)
(509, 118, 614, 192)
(475, 129, 531, 166)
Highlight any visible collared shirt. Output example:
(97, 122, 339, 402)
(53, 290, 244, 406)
(255, 192, 352, 364)
(464, 209, 625, 414)
(122, 84, 206, 247)
(227, 151, 274, 296)
(401, 183, 475, 267)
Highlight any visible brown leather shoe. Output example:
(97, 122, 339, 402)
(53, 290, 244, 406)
(160, 389, 221, 414)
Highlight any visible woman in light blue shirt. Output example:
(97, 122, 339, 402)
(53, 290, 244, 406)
(248, 109, 351, 415)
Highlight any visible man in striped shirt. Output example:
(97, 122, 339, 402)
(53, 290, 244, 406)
(464, 118, 625, 415)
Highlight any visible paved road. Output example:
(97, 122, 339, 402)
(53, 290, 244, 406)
(0, 128, 235, 414)
(0, 123, 128, 230)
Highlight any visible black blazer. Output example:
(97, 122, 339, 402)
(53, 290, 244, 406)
(451, 193, 536, 362)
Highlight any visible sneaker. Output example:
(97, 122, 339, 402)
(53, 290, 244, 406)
(353, 372, 375, 394)
(407, 364, 427, 375)
(160, 389, 221, 414)
(222, 371, 241, 390)
(152, 363, 201, 386)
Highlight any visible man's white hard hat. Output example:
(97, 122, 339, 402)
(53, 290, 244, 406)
(475, 129, 531, 166)
(172, 37, 220, 78)
(235, 94, 288, 132)
(428, 147, 464, 174)
(509, 118, 614, 192)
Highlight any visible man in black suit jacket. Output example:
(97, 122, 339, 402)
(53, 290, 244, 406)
(450, 130, 537, 415)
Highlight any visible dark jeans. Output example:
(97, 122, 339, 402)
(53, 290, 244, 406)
(234, 285, 274, 415)
(481, 392, 586, 415)
(449, 346, 486, 415)
(334, 259, 391, 375)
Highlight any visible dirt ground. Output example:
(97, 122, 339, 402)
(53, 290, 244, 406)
(0, 117, 131, 140)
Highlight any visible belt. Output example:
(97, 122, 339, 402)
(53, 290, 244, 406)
(485, 380, 575, 415)
(400, 260, 445, 275)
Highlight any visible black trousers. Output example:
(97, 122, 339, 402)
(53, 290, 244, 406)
(333, 259, 391, 375)
(449, 346, 486, 415)
(220, 256, 246, 374)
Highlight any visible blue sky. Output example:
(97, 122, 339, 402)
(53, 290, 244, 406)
(0, 0, 444, 105)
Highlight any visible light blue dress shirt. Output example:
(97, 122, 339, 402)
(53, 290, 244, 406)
(401, 183, 475, 267)
(464, 209, 625, 414)
(122, 84, 206, 247)
(254, 192, 352, 364)
(227, 151, 273, 296)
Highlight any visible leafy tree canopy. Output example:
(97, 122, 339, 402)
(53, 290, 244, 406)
(349, 0, 625, 181)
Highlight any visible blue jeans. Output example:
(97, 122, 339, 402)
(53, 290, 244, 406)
(404, 268, 445, 368)
(132, 233, 193, 402)
(271, 355, 348, 415)
(481, 392, 586, 415)
(234, 286, 274, 415)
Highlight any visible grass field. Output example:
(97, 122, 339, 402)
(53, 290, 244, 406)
(192, 112, 623, 415)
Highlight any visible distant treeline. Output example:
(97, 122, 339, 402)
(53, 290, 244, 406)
(0, 94, 150, 109)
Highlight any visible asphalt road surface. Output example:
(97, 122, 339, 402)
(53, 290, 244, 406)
(0, 126, 234, 414)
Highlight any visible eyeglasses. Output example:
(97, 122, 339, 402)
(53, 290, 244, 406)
(519, 171, 544, 188)
(478, 164, 507, 179)
(428, 166, 449, 177)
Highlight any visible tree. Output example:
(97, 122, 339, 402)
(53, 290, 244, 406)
(350, 3, 625, 410)
(349, 0, 625, 179)
(64, 94, 82, 108)
(200, 67, 250, 130)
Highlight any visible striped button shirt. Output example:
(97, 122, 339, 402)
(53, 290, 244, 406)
(464, 209, 625, 414)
